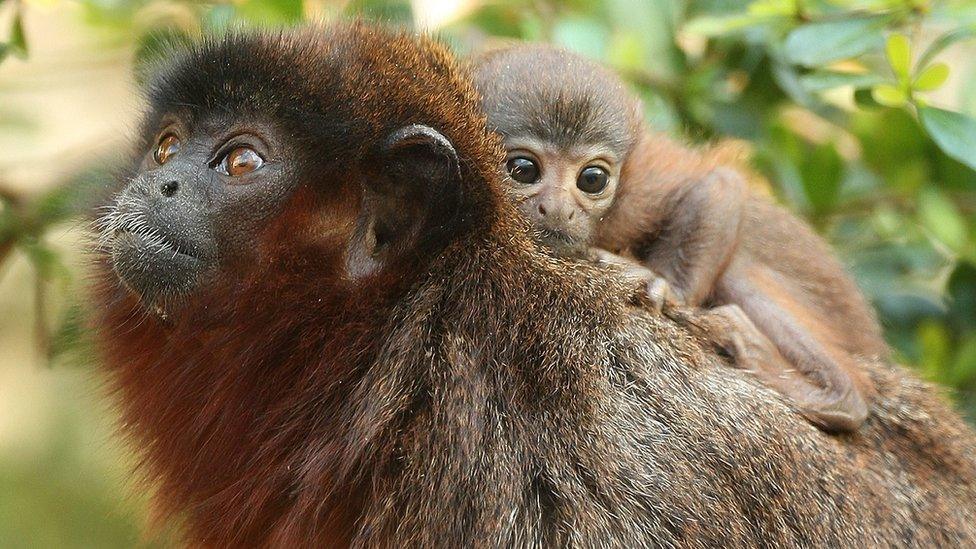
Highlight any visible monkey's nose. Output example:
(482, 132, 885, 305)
(160, 181, 179, 198)
(538, 203, 547, 216)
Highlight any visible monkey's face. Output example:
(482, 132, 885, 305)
(501, 137, 620, 255)
(99, 114, 466, 317)
(94, 30, 495, 321)
(99, 117, 294, 311)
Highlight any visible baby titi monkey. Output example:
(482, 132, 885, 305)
(472, 45, 889, 432)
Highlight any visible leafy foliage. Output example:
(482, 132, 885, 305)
(1, 0, 975, 544)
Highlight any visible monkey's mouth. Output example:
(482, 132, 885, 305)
(109, 222, 205, 307)
(536, 228, 585, 255)
(112, 219, 198, 261)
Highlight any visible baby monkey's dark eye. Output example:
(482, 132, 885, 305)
(154, 134, 181, 165)
(577, 166, 610, 194)
(217, 147, 264, 177)
(506, 156, 540, 184)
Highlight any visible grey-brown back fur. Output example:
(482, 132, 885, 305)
(350, 236, 976, 546)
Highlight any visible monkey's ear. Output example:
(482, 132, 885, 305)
(382, 124, 461, 192)
(347, 124, 462, 279)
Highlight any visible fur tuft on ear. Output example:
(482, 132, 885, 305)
(346, 125, 462, 280)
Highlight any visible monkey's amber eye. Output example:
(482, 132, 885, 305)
(217, 147, 265, 177)
(154, 134, 182, 165)
(577, 166, 610, 194)
(506, 156, 540, 184)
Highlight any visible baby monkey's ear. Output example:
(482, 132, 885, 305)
(347, 124, 462, 279)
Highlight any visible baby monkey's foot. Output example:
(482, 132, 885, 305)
(692, 304, 772, 370)
(645, 277, 682, 314)
(692, 305, 814, 401)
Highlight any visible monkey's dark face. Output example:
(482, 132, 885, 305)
(94, 29, 501, 322)
(99, 116, 293, 310)
(501, 136, 622, 255)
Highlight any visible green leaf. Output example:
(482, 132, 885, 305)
(607, 33, 644, 71)
(799, 70, 884, 93)
(20, 240, 65, 279)
(235, 0, 304, 24)
(768, 52, 847, 124)
(9, 12, 26, 58)
(913, 62, 949, 92)
(682, 15, 764, 37)
(872, 84, 907, 107)
(917, 26, 976, 71)
(799, 142, 843, 216)
(784, 17, 887, 67)
(47, 302, 95, 367)
(917, 320, 951, 383)
(948, 334, 976, 387)
(918, 188, 968, 252)
(0, 42, 8, 64)
(885, 33, 911, 81)
(854, 87, 882, 109)
(948, 261, 976, 329)
(0, 203, 16, 245)
(747, 0, 796, 17)
(919, 106, 976, 172)
(553, 18, 610, 60)
(606, 0, 683, 78)
(458, 4, 524, 39)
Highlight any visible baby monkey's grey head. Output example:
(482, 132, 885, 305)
(473, 44, 643, 255)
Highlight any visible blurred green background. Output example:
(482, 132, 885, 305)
(1, 0, 975, 545)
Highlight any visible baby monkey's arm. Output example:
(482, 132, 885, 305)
(637, 168, 747, 307)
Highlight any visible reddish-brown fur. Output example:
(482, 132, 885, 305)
(98, 190, 365, 545)
(94, 24, 504, 545)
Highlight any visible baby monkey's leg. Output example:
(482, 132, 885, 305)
(690, 306, 836, 418)
(713, 271, 870, 433)
(596, 250, 867, 431)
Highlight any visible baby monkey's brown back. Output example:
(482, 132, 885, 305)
(472, 44, 888, 432)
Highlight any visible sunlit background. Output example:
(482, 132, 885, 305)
(2, 0, 975, 545)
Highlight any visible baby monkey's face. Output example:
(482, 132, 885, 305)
(503, 137, 620, 255)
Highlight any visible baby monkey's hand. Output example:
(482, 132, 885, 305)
(590, 248, 682, 313)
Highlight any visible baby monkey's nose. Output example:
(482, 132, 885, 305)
(537, 197, 575, 223)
